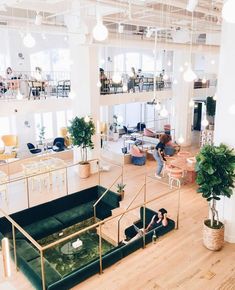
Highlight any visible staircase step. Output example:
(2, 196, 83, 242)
(97, 208, 139, 246)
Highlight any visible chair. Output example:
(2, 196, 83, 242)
(53, 137, 65, 152)
(0, 135, 19, 159)
(136, 122, 146, 132)
(123, 126, 136, 134)
(59, 127, 71, 147)
(27, 143, 42, 154)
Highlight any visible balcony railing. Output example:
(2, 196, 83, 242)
(0, 71, 70, 101)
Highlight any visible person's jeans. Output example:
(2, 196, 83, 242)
(153, 149, 164, 175)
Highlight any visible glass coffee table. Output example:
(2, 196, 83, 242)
(60, 240, 83, 258)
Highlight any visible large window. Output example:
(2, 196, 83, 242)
(0, 117, 10, 148)
(126, 53, 140, 72)
(35, 112, 53, 141)
(56, 110, 73, 135)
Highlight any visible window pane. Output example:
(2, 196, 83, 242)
(56, 111, 66, 135)
(142, 54, 154, 72)
(43, 112, 53, 139)
(125, 53, 140, 73)
(35, 113, 42, 141)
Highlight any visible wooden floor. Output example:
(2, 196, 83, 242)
(1, 150, 235, 290)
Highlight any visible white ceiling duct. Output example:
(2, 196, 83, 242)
(186, 0, 198, 12)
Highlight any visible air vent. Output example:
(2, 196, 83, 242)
(0, 21, 7, 26)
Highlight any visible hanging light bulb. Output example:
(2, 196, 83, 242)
(41, 33, 46, 40)
(201, 118, 209, 127)
(118, 23, 124, 33)
(184, 62, 189, 67)
(202, 77, 207, 84)
(35, 12, 42, 26)
(112, 72, 121, 84)
(163, 73, 169, 81)
(179, 66, 184, 72)
(213, 93, 217, 100)
(123, 84, 128, 92)
(173, 79, 178, 85)
(183, 66, 197, 82)
(160, 105, 168, 117)
(167, 60, 172, 66)
(178, 136, 185, 144)
(155, 102, 161, 111)
(16, 89, 23, 100)
(92, 17, 108, 42)
(210, 59, 215, 65)
(96, 81, 101, 88)
(84, 115, 90, 123)
(117, 115, 123, 123)
(146, 27, 153, 38)
(23, 32, 36, 48)
(222, 0, 235, 24)
(64, 35, 68, 41)
(189, 99, 194, 107)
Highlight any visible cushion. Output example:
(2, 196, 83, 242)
(14, 240, 40, 262)
(143, 128, 156, 137)
(130, 145, 144, 157)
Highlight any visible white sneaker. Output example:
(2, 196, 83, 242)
(155, 173, 162, 179)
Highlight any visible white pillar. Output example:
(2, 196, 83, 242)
(172, 51, 193, 146)
(214, 19, 235, 243)
(68, 35, 100, 159)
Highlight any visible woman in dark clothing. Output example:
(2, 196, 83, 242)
(153, 134, 171, 179)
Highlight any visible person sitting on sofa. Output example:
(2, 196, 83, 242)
(122, 208, 168, 244)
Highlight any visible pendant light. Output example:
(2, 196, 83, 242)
(23, 32, 35, 48)
(160, 105, 168, 117)
(155, 102, 161, 111)
(222, 0, 235, 24)
(96, 81, 101, 88)
(201, 118, 209, 127)
(84, 115, 90, 123)
(16, 89, 23, 100)
(35, 12, 42, 26)
(178, 136, 185, 144)
(92, 15, 108, 42)
(189, 99, 194, 107)
(183, 12, 197, 82)
(112, 72, 121, 84)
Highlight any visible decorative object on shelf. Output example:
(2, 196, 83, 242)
(200, 129, 214, 148)
(196, 144, 235, 251)
(68, 116, 95, 178)
(116, 182, 126, 200)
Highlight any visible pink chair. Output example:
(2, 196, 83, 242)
(165, 164, 183, 188)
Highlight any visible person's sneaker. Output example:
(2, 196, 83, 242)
(154, 173, 162, 179)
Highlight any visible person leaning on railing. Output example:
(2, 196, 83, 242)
(128, 67, 137, 92)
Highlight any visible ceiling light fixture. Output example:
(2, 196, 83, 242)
(155, 102, 161, 111)
(23, 32, 35, 48)
(160, 105, 168, 117)
(118, 23, 124, 33)
(84, 115, 90, 123)
(93, 16, 108, 42)
(96, 81, 101, 88)
(201, 118, 209, 127)
(189, 99, 194, 107)
(112, 72, 122, 84)
(178, 136, 185, 144)
(35, 12, 42, 26)
(222, 0, 235, 24)
(186, 0, 198, 12)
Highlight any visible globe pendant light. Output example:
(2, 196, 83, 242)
(163, 73, 169, 81)
(123, 84, 128, 92)
(112, 72, 121, 84)
(183, 66, 197, 82)
(201, 118, 209, 127)
(222, 0, 235, 24)
(23, 32, 35, 48)
(84, 115, 90, 123)
(155, 102, 161, 111)
(35, 12, 42, 26)
(160, 105, 168, 117)
(178, 136, 185, 144)
(96, 81, 101, 88)
(93, 18, 108, 42)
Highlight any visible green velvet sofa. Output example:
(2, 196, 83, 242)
(0, 191, 175, 290)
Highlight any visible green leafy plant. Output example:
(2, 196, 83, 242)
(38, 125, 46, 145)
(196, 144, 235, 228)
(206, 96, 216, 117)
(116, 183, 126, 193)
(68, 116, 95, 164)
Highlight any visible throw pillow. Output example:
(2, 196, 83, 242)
(144, 128, 156, 137)
(130, 145, 144, 157)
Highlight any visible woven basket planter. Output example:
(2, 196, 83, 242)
(203, 220, 224, 251)
(79, 163, 90, 179)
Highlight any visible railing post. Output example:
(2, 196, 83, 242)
(121, 165, 124, 184)
(40, 250, 46, 290)
(65, 167, 68, 196)
(98, 160, 101, 187)
(117, 220, 120, 245)
(98, 224, 103, 274)
(176, 187, 181, 230)
(143, 174, 147, 249)
(26, 176, 30, 208)
(12, 224, 18, 271)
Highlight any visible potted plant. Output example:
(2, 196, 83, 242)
(196, 144, 235, 251)
(38, 125, 46, 145)
(116, 183, 126, 200)
(68, 116, 95, 178)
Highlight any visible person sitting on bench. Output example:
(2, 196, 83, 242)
(122, 208, 168, 244)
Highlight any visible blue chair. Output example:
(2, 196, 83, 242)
(27, 143, 42, 154)
(131, 155, 146, 166)
(52, 137, 65, 152)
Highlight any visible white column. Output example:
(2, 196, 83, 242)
(68, 35, 100, 159)
(172, 51, 193, 146)
(214, 19, 235, 243)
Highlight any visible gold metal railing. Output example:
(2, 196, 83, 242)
(0, 178, 180, 290)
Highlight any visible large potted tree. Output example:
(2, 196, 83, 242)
(196, 144, 235, 251)
(68, 116, 95, 178)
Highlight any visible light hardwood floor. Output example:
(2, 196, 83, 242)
(1, 153, 235, 290)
